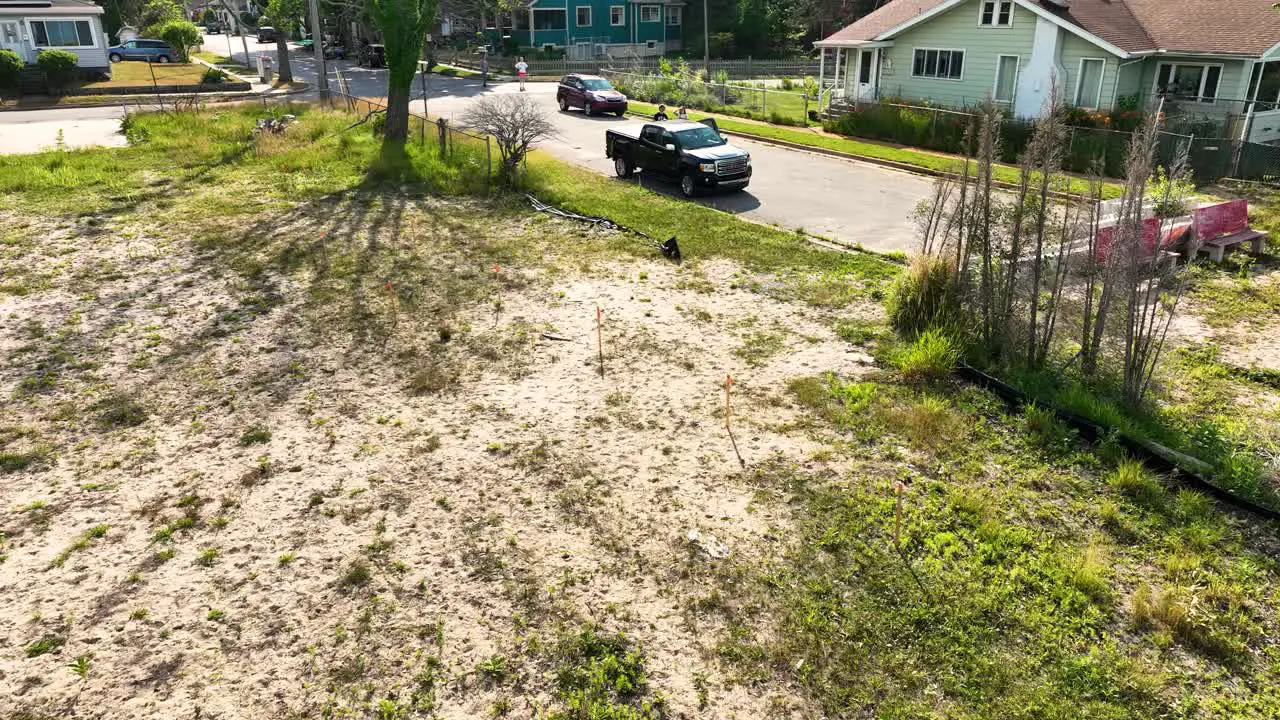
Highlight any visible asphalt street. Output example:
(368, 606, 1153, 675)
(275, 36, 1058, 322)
(0, 35, 935, 252)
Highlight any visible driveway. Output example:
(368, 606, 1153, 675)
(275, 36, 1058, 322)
(2, 37, 935, 253)
(0, 105, 128, 154)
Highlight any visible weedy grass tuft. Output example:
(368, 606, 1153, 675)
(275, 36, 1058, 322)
(892, 327, 960, 381)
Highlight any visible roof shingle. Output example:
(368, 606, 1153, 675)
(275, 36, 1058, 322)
(817, 0, 1280, 57)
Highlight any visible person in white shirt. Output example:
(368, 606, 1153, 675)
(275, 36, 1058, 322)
(676, 106, 688, 120)
(515, 57, 528, 91)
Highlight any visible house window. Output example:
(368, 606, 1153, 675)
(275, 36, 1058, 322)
(30, 19, 95, 48)
(979, 0, 1013, 27)
(610, 5, 625, 26)
(1075, 57, 1106, 109)
(1156, 62, 1222, 104)
(576, 6, 591, 26)
(640, 5, 660, 23)
(667, 7, 682, 25)
(533, 9, 566, 30)
(911, 48, 964, 80)
(994, 54, 1018, 103)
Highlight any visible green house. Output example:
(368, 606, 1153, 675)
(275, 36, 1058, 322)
(816, 0, 1280, 141)
(503, 0, 687, 56)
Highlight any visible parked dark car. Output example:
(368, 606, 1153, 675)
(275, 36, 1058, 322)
(107, 39, 176, 64)
(257, 26, 280, 43)
(204, 22, 222, 34)
(557, 73, 627, 116)
(606, 119, 751, 198)
(358, 43, 386, 68)
(323, 43, 346, 60)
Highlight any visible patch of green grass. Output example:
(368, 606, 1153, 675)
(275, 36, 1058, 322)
(238, 424, 272, 446)
(25, 633, 66, 657)
(339, 560, 372, 591)
(734, 330, 785, 367)
(719, 379, 1278, 718)
(207, 608, 226, 622)
(49, 523, 109, 568)
(626, 101, 1121, 199)
(1186, 270, 1280, 328)
(195, 547, 220, 566)
(891, 327, 960, 381)
(91, 392, 148, 429)
(0, 444, 52, 473)
(523, 154, 899, 307)
(545, 626, 663, 720)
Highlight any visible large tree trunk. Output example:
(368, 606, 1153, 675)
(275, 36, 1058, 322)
(275, 35, 293, 83)
(385, 83, 411, 142)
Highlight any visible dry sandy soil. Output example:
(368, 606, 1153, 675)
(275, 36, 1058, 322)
(0, 197, 878, 719)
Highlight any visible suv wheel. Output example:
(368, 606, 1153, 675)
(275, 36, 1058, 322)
(558, 96, 569, 112)
(680, 174, 698, 198)
(156, 55, 170, 63)
(614, 156, 632, 178)
(109, 53, 122, 63)
(584, 101, 594, 116)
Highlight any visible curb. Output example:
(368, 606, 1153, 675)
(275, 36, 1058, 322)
(191, 56, 255, 86)
(0, 82, 313, 112)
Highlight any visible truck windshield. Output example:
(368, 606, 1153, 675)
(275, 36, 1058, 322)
(674, 126, 725, 150)
(582, 79, 613, 90)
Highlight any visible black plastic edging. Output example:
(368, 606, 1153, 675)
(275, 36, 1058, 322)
(956, 363, 1280, 523)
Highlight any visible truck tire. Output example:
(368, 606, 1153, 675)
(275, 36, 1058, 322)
(584, 100, 595, 116)
(680, 174, 699, 198)
(558, 97, 569, 112)
(614, 156, 633, 178)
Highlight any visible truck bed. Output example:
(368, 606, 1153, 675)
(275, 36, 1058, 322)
(604, 123, 652, 141)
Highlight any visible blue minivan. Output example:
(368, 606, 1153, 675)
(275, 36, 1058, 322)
(107, 39, 177, 64)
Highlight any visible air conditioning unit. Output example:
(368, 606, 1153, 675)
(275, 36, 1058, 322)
(542, 43, 556, 53)
(595, 43, 607, 57)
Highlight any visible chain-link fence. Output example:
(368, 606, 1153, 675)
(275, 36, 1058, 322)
(600, 69, 819, 126)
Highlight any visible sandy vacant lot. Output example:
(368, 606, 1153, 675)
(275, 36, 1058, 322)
(0, 195, 878, 718)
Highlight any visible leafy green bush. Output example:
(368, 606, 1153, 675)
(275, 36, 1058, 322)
(157, 20, 201, 62)
(201, 66, 227, 84)
(0, 49, 21, 96)
(37, 49, 78, 92)
(886, 254, 959, 335)
(893, 327, 960, 381)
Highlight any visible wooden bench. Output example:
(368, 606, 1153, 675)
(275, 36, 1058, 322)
(1194, 199, 1268, 263)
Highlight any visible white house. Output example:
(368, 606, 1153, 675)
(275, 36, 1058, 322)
(0, 0, 109, 75)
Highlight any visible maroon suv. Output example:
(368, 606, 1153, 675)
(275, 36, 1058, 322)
(556, 74, 628, 117)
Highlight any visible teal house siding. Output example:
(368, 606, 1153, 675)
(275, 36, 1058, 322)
(518, 0, 684, 51)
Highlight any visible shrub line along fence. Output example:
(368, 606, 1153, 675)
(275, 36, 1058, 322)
(440, 49, 820, 80)
(601, 69, 819, 127)
(822, 98, 1264, 185)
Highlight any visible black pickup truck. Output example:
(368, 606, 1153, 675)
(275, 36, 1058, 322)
(605, 119, 751, 198)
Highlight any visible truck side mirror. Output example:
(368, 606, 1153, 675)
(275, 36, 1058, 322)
(665, 143, 676, 151)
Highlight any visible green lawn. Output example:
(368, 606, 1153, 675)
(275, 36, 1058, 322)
(88, 62, 211, 88)
(628, 100, 1123, 198)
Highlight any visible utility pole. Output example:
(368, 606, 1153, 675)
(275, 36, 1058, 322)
(307, 0, 328, 94)
(703, 0, 709, 74)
